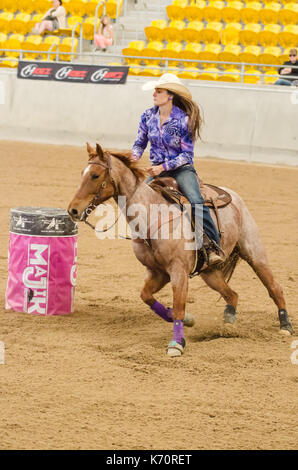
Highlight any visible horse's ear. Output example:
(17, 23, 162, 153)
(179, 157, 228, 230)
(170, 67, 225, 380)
(96, 143, 105, 160)
(86, 142, 94, 156)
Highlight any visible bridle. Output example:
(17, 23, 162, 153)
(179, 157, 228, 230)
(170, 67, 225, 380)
(81, 152, 119, 231)
(81, 152, 139, 237)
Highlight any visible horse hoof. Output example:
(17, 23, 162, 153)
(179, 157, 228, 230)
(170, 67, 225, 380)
(278, 310, 294, 335)
(166, 340, 185, 357)
(183, 312, 195, 328)
(223, 305, 236, 324)
(279, 326, 293, 336)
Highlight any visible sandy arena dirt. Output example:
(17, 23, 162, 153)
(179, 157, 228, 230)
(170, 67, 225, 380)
(0, 141, 297, 450)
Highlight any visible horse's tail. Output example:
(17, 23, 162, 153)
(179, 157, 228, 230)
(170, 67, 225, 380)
(222, 245, 241, 283)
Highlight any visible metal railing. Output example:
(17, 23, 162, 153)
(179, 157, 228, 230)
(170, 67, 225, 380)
(1, 49, 297, 86)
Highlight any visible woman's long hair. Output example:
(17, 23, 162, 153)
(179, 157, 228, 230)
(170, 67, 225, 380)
(171, 93, 203, 142)
(99, 15, 111, 33)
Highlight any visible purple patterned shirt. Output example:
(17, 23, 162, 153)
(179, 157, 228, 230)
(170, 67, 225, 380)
(132, 105, 194, 172)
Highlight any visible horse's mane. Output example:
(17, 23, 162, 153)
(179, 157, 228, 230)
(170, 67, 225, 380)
(109, 150, 146, 182)
(88, 149, 145, 182)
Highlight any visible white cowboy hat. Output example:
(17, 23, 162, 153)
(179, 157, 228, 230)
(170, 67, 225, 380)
(142, 73, 192, 100)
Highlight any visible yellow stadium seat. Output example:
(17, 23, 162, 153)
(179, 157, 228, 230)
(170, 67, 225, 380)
(2, 0, 15, 11)
(240, 45, 261, 64)
(12, 13, 31, 35)
(166, 0, 188, 21)
(1, 57, 19, 68)
(240, 2, 262, 23)
(106, 0, 123, 19)
(30, 14, 44, 33)
(259, 24, 281, 47)
(0, 12, 14, 34)
(179, 42, 202, 67)
(179, 67, 200, 79)
(40, 35, 60, 60)
(59, 37, 78, 61)
(164, 20, 186, 42)
(260, 46, 282, 66)
(220, 23, 242, 45)
(218, 67, 241, 82)
(85, 0, 103, 17)
(122, 40, 145, 65)
(239, 23, 261, 46)
(161, 41, 183, 67)
(67, 16, 83, 34)
(185, 1, 205, 21)
(219, 45, 242, 65)
(142, 41, 164, 65)
(244, 68, 261, 83)
(38, 0, 53, 13)
(144, 20, 167, 42)
(198, 43, 222, 63)
(204, 1, 225, 22)
(83, 17, 95, 41)
(279, 3, 298, 25)
(222, 2, 243, 23)
(278, 25, 298, 48)
(0, 33, 7, 56)
(259, 2, 281, 24)
(199, 67, 220, 80)
(67, 0, 88, 16)
(200, 22, 223, 44)
(263, 70, 279, 84)
(6, 34, 24, 58)
(22, 35, 43, 59)
(182, 21, 204, 43)
(128, 65, 142, 76)
(140, 66, 162, 77)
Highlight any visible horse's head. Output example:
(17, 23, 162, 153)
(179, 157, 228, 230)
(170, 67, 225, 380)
(68, 142, 117, 222)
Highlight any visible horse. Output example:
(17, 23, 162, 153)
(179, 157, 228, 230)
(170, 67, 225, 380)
(67, 143, 293, 357)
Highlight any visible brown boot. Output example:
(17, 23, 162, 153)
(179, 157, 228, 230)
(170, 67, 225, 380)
(202, 234, 225, 267)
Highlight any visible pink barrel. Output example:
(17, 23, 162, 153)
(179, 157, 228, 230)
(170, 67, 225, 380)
(5, 207, 78, 316)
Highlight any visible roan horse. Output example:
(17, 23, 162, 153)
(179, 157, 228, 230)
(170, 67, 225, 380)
(68, 143, 293, 357)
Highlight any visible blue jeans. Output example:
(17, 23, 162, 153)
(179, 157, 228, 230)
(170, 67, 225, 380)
(275, 78, 293, 86)
(147, 164, 221, 246)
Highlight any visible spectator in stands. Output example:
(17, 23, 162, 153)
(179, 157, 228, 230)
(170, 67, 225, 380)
(94, 15, 114, 52)
(32, 0, 66, 35)
(275, 49, 298, 86)
(131, 73, 224, 267)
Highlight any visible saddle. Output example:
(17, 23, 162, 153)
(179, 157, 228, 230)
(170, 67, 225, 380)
(148, 176, 232, 275)
(148, 176, 232, 238)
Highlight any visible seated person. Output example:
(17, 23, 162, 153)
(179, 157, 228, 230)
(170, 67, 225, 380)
(32, 0, 66, 35)
(94, 15, 114, 52)
(275, 49, 298, 86)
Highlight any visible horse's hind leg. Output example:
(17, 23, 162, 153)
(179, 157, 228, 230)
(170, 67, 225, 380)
(200, 269, 239, 324)
(245, 258, 293, 335)
(238, 217, 294, 334)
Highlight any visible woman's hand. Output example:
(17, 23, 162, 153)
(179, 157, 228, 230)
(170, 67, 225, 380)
(281, 67, 292, 75)
(146, 164, 164, 177)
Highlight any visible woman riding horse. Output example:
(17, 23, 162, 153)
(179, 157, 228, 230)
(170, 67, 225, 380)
(131, 73, 224, 268)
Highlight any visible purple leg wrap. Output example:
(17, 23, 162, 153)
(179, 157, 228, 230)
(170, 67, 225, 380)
(150, 301, 173, 323)
(173, 320, 184, 344)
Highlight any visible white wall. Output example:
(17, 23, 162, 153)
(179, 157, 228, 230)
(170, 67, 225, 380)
(0, 71, 297, 165)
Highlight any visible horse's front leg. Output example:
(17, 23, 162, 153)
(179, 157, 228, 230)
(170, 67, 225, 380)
(141, 268, 195, 328)
(167, 266, 189, 357)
